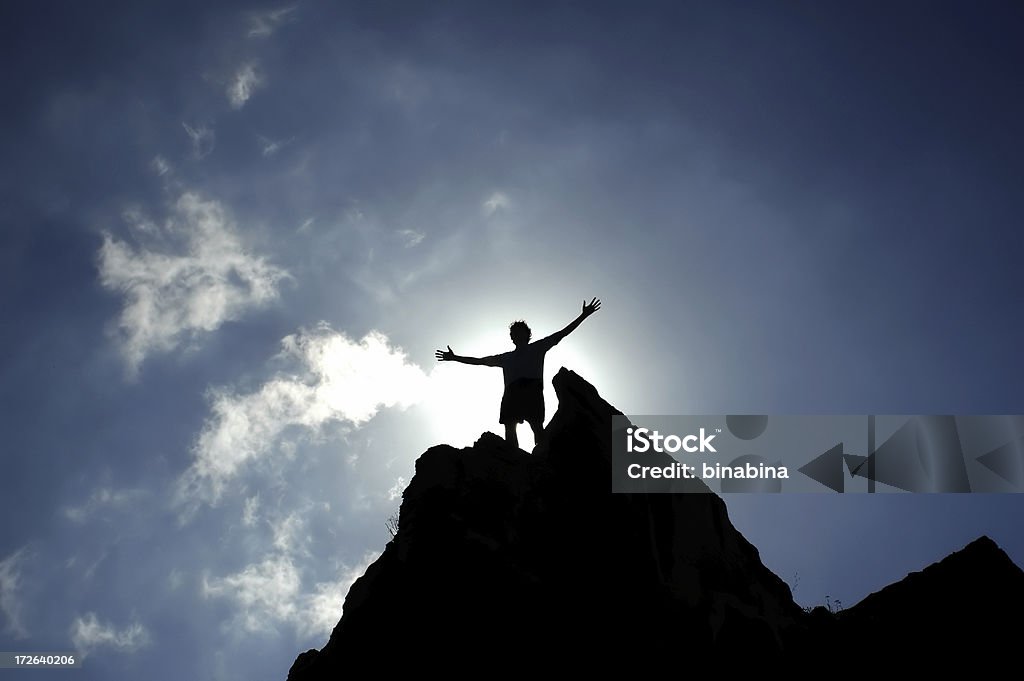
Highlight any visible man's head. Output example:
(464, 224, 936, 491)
(509, 320, 531, 347)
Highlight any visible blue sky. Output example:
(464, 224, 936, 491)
(2, 2, 1024, 678)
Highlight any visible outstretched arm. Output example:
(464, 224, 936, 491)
(542, 297, 601, 347)
(435, 345, 501, 366)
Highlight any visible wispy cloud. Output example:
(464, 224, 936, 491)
(242, 494, 261, 527)
(150, 155, 171, 176)
(120, 206, 159, 235)
(258, 134, 294, 157)
(203, 551, 379, 639)
(247, 6, 296, 38)
(177, 325, 428, 506)
(63, 487, 148, 524)
(271, 512, 308, 556)
(227, 62, 263, 109)
(70, 613, 150, 657)
(182, 122, 215, 159)
(203, 555, 298, 633)
(98, 192, 290, 375)
(396, 229, 425, 248)
(482, 191, 510, 216)
(0, 548, 29, 638)
(298, 554, 379, 639)
(386, 477, 407, 502)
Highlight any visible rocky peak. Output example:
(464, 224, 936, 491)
(288, 369, 1023, 676)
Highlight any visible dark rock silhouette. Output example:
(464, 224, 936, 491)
(836, 535, 1024, 655)
(288, 369, 1024, 676)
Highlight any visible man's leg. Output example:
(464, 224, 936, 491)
(504, 422, 519, 449)
(528, 420, 544, 449)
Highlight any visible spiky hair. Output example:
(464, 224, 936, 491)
(509, 320, 531, 343)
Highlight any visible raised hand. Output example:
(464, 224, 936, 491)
(582, 297, 601, 317)
(435, 345, 455, 361)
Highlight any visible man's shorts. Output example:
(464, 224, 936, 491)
(499, 378, 544, 425)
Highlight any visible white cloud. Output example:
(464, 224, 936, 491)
(298, 554, 378, 639)
(258, 135, 294, 157)
(386, 477, 407, 502)
(63, 487, 148, 523)
(482, 191, 510, 216)
(98, 192, 289, 375)
(227, 63, 263, 109)
(397, 229, 425, 248)
(242, 494, 261, 527)
(182, 122, 215, 159)
(178, 325, 428, 506)
(0, 548, 29, 638)
(70, 613, 150, 657)
(203, 555, 299, 632)
(203, 551, 379, 639)
(247, 6, 296, 38)
(271, 512, 308, 555)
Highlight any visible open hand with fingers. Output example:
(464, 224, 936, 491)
(435, 345, 455, 361)
(582, 297, 601, 317)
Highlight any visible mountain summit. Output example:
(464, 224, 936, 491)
(288, 369, 1023, 676)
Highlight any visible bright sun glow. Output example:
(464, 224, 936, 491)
(424, 362, 507, 447)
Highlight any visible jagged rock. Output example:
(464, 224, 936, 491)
(289, 369, 800, 676)
(836, 535, 1024, 656)
(288, 369, 1024, 676)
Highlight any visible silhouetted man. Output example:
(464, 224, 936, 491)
(435, 298, 601, 449)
